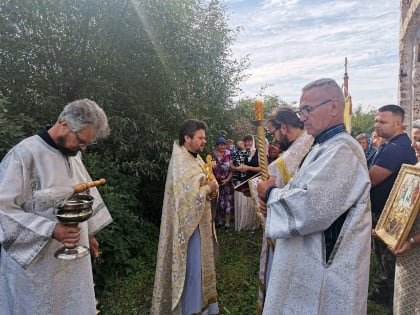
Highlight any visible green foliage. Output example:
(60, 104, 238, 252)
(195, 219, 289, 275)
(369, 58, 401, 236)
(216, 230, 261, 314)
(0, 111, 40, 160)
(98, 259, 156, 314)
(0, 0, 249, 301)
(227, 96, 295, 143)
(351, 105, 376, 137)
(92, 184, 160, 294)
(0, 0, 247, 222)
(81, 152, 159, 292)
(98, 228, 262, 315)
(367, 253, 389, 314)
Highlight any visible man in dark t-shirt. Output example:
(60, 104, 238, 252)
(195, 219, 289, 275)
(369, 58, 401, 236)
(369, 104, 417, 314)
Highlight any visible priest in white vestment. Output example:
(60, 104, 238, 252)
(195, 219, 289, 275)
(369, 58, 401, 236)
(257, 78, 371, 315)
(0, 99, 112, 315)
(152, 119, 219, 315)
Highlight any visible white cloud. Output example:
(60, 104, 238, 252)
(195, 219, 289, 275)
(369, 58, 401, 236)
(224, 0, 400, 109)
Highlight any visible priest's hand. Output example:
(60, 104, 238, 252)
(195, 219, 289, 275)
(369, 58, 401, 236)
(89, 235, 100, 258)
(52, 222, 81, 248)
(257, 176, 276, 201)
(208, 179, 218, 194)
(259, 199, 267, 217)
(207, 179, 219, 200)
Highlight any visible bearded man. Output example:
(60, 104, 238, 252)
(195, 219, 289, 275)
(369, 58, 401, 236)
(0, 99, 112, 314)
(251, 107, 313, 313)
(152, 119, 219, 315)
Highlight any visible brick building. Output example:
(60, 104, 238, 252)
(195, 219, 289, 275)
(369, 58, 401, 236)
(399, 0, 420, 131)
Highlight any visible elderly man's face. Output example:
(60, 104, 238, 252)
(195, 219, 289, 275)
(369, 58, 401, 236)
(298, 87, 333, 138)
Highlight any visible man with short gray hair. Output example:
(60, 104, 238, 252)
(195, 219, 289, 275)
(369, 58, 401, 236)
(257, 78, 372, 314)
(0, 99, 112, 314)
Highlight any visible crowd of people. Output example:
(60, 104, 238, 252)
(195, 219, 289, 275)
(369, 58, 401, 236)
(1, 79, 419, 315)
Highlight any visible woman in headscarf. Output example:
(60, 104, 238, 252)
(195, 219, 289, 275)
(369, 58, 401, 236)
(356, 133, 376, 168)
(267, 144, 280, 164)
(208, 137, 234, 230)
(231, 135, 261, 231)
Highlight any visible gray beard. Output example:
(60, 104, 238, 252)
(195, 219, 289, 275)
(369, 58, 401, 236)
(56, 135, 79, 157)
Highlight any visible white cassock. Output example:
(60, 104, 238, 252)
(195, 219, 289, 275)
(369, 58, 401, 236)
(0, 135, 112, 315)
(263, 132, 371, 315)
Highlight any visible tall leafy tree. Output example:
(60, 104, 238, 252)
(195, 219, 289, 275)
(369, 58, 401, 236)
(0, 0, 248, 291)
(351, 105, 376, 137)
(0, 0, 247, 219)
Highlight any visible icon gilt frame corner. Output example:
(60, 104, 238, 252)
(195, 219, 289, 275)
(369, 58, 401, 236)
(375, 164, 420, 250)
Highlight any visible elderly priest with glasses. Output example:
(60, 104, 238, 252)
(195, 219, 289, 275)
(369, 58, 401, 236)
(257, 78, 371, 315)
(0, 99, 112, 315)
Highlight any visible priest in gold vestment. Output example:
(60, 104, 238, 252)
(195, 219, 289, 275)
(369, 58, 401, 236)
(152, 119, 219, 315)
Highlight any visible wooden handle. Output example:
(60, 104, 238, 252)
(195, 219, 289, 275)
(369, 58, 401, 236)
(72, 178, 106, 194)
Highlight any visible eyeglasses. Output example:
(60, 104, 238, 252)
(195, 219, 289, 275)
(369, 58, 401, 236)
(73, 130, 97, 147)
(295, 99, 332, 118)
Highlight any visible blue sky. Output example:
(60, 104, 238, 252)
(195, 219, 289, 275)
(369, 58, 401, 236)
(224, 0, 400, 110)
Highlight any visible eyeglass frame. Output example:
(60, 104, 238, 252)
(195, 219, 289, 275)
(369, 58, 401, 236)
(267, 120, 281, 134)
(72, 130, 97, 147)
(295, 99, 332, 118)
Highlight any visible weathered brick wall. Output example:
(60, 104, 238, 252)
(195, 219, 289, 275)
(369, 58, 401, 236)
(399, 0, 420, 131)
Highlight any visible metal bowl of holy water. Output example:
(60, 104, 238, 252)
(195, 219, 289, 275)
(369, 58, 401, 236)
(56, 194, 94, 223)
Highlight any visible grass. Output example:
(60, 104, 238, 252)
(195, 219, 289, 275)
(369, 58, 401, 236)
(98, 227, 388, 314)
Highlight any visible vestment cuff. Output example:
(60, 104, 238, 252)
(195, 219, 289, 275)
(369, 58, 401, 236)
(265, 185, 276, 202)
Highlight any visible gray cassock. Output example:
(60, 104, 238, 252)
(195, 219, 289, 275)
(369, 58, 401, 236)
(263, 132, 372, 315)
(0, 135, 112, 315)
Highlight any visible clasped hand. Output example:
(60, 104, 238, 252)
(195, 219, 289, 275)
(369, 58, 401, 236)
(388, 241, 411, 257)
(257, 176, 276, 217)
(207, 179, 219, 200)
(52, 223, 100, 257)
(53, 222, 81, 248)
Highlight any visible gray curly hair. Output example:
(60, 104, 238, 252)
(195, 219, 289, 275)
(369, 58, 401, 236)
(57, 99, 110, 139)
